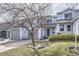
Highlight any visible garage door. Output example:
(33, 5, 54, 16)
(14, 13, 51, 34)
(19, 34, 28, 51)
(10, 29, 20, 40)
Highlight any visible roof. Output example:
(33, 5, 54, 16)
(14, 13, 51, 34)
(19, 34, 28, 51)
(57, 8, 79, 14)
(0, 22, 10, 31)
(0, 20, 21, 31)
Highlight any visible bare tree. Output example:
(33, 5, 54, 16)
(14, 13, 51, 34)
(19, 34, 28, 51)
(65, 3, 79, 9)
(0, 3, 53, 55)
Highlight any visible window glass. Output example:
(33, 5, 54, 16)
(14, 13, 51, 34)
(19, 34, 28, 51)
(65, 13, 72, 19)
(46, 19, 52, 23)
(67, 25, 71, 31)
(59, 24, 64, 31)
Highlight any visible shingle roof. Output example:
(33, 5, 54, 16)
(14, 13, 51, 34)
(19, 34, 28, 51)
(57, 8, 79, 14)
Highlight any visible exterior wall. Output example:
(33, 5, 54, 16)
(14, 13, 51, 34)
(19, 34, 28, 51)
(46, 16, 56, 23)
(6, 30, 10, 39)
(37, 28, 46, 39)
(10, 28, 20, 40)
(50, 29, 53, 35)
(65, 24, 71, 34)
(55, 23, 73, 34)
(57, 10, 76, 20)
(57, 13, 64, 20)
(20, 28, 28, 39)
(37, 27, 56, 38)
(56, 9, 79, 35)
(73, 19, 79, 35)
(38, 28, 42, 39)
(10, 28, 28, 40)
(55, 24, 60, 34)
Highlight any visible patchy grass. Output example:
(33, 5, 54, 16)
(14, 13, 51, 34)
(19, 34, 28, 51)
(0, 41, 48, 56)
(40, 41, 75, 56)
(0, 41, 79, 56)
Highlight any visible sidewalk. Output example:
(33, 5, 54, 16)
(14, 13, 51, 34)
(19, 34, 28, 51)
(0, 39, 48, 53)
(0, 39, 32, 53)
(0, 39, 15, 45)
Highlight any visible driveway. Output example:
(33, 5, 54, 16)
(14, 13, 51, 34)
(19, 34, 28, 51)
(0, 39, 32, 53)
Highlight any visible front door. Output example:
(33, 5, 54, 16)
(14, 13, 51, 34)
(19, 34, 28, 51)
(47, 29, 50, 37)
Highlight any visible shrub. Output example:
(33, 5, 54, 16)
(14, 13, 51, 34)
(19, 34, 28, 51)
(41, 43, 72, 56)
(49, 34, 79, 42)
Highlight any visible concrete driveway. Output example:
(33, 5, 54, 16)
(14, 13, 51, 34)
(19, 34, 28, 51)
(0, 39, 32, 53)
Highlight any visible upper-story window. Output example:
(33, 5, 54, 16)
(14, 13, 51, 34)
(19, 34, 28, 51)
(64, 13, 72, 19)
(46, 19, 52, 24)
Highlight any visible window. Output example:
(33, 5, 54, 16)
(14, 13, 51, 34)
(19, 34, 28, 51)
(67, 25, 71, 31)
(46, 19, 52, 23)
(65, 13, 72, 19)
(60, 25, 64, 31)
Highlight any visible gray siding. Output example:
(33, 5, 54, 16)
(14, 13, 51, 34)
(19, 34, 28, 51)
(10, 29, 20, 40)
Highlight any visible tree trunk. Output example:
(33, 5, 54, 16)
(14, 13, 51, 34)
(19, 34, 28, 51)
(31, 34, 39, 56)
(31, 34, 35, 47)
(30, 30, 41, 56)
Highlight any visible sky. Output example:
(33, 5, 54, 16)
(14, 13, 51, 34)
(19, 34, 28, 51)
(53, 3, 68, 15)
(0, 3, 68, 22)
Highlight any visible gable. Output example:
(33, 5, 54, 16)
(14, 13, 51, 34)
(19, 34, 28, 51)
(57, 8, 76, 14)
(56, 8, 77, 20)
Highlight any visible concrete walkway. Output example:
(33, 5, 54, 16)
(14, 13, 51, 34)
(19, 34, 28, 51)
(0, 39, 32, 53)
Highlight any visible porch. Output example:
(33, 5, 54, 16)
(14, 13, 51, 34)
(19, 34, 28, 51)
(37, 26, 56, 40)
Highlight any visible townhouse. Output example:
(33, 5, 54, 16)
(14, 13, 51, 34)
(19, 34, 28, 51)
(0, 8, 79, 40)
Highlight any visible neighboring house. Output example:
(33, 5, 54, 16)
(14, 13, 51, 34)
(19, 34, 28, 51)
(0, 20, 28, 40)
(0, 22, 10, 39)
(0, 8, 79, 40)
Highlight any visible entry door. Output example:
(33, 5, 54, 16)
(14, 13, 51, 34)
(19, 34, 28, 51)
(47, 29, 50, 37)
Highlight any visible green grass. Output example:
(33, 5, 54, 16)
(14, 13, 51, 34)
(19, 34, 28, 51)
(0, 41, 79, 56)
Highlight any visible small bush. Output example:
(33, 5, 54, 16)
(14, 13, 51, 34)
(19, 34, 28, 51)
(49, 34, 79, 42)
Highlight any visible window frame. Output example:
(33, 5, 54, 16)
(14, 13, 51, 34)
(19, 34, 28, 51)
(67, 25, 71, 31)
(64, 13, 72, 19)
(46, 19, 52, 24)
(59, 24, 64, 31)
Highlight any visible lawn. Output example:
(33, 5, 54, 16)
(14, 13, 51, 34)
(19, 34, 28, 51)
(0, 41, 79, 56)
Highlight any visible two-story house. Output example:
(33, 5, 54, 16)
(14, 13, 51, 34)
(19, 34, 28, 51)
(37, 8, 79, 39)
